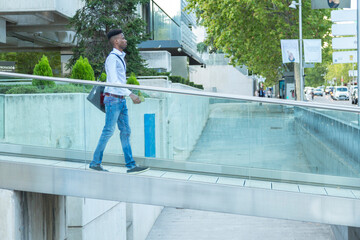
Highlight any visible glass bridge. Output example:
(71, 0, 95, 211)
(0, 72, 359, 227)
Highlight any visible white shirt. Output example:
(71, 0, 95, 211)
(104, 48, 131, 96)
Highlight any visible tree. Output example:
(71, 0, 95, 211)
(32, 55, 55, 88)
(186, 1, 332, 87)
(325, 63, 356, 86)
(304, 63, 327, 87)
(71, 56, 95, 80)
(68, 0, 149, 78)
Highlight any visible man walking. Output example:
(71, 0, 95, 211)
(89, 29, 149, 174)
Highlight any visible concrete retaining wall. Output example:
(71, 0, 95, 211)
(189, 65, 253, 96)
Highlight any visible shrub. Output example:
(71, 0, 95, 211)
(126, 72, 144, 101)
(126, 72, 140, 85)
(6, 85, 39, 94)
(194, 84, 204, 90)
(169, 76, 182, 83)
(32, 55, 55, 88)
(99, 73, 107, 82)
(41, 84, 90, 93)
(71, 56, 95, 81)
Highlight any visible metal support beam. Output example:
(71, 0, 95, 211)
(35, 12, 55, 23)
(7, 24, 72, 32)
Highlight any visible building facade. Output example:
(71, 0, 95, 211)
(138, 0, 203, 78)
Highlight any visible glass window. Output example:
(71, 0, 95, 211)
(153, 0, 181, 25)
(153, 3, 180, 41)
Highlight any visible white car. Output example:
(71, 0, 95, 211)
(332, 86, 349, 100)
(313, 88, 323, 96)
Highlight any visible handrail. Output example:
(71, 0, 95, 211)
(1, 71, 360, 113)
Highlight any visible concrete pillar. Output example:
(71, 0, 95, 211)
(0, 189, 66, 240)
(0, 189, 20, 240)
(171, 56, 189, 79)
(129, 203, 163, 240)
(332, 225, 360, 240)
(0, 18, 5, 44)
(66, 197, 127, 240)
(60, 51, 72, 76)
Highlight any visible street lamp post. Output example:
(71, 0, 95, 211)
(289, 0, 304, 101)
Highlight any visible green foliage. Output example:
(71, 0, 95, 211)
(197, 42, 208, 54)
(5, 83, 92, 94)
(126, 72, 144, 100)
(305, 64, 327, 87)
(68, 0, 149, 77)
(71, 56, 95, 80)
(325, 63, 356, 86)
(6, 85, 39, 94)
(99, 73, 107, 82)
(42, 84, 92, 93)
(186, 0, 332, 85)
(126, 72, 140, 85)
(169, 76, 182, 83)
(32, 55, 55, 88)
(169, 75, 203, 89)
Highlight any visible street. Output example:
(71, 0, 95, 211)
(304, 93, 359, 125)
(305, 93, 354, 106)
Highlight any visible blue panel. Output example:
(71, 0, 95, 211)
(144, 114, 156, 157)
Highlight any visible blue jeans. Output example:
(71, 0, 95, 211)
(90, 96, 136, 169)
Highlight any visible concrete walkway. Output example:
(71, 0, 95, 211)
(146, 208, 335, 240)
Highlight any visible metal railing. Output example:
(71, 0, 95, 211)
(0, 71, 360, 113)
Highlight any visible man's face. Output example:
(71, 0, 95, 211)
(115, 33, 127, 50)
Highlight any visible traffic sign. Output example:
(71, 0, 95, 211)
(304, 63, 314, 68)
(331, 10, 356, 22)
(333, 51, 357, 63)
(349, 70, 358, 77)
(332, 23, 356, 36)
(333, 37, 357, 50)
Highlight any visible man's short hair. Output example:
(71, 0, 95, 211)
(107, 29, 123, 40)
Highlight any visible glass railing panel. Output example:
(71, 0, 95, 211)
(0, 75, 89, 168)
(1, 73, 360, 190)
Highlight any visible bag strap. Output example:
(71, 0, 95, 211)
(97, 67, 104, 82)
(111, 53, 126, 70)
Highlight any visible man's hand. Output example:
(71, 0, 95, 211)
(129, 93, 141, 104)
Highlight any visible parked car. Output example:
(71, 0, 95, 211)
(351, 88, 358, 104)
(332, 86, 349, 100)
(313, 88, 323, 96)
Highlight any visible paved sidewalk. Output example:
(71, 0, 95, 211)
(146, 208, 335, 240)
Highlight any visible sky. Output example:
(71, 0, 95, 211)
(351, 0, 357, 8)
